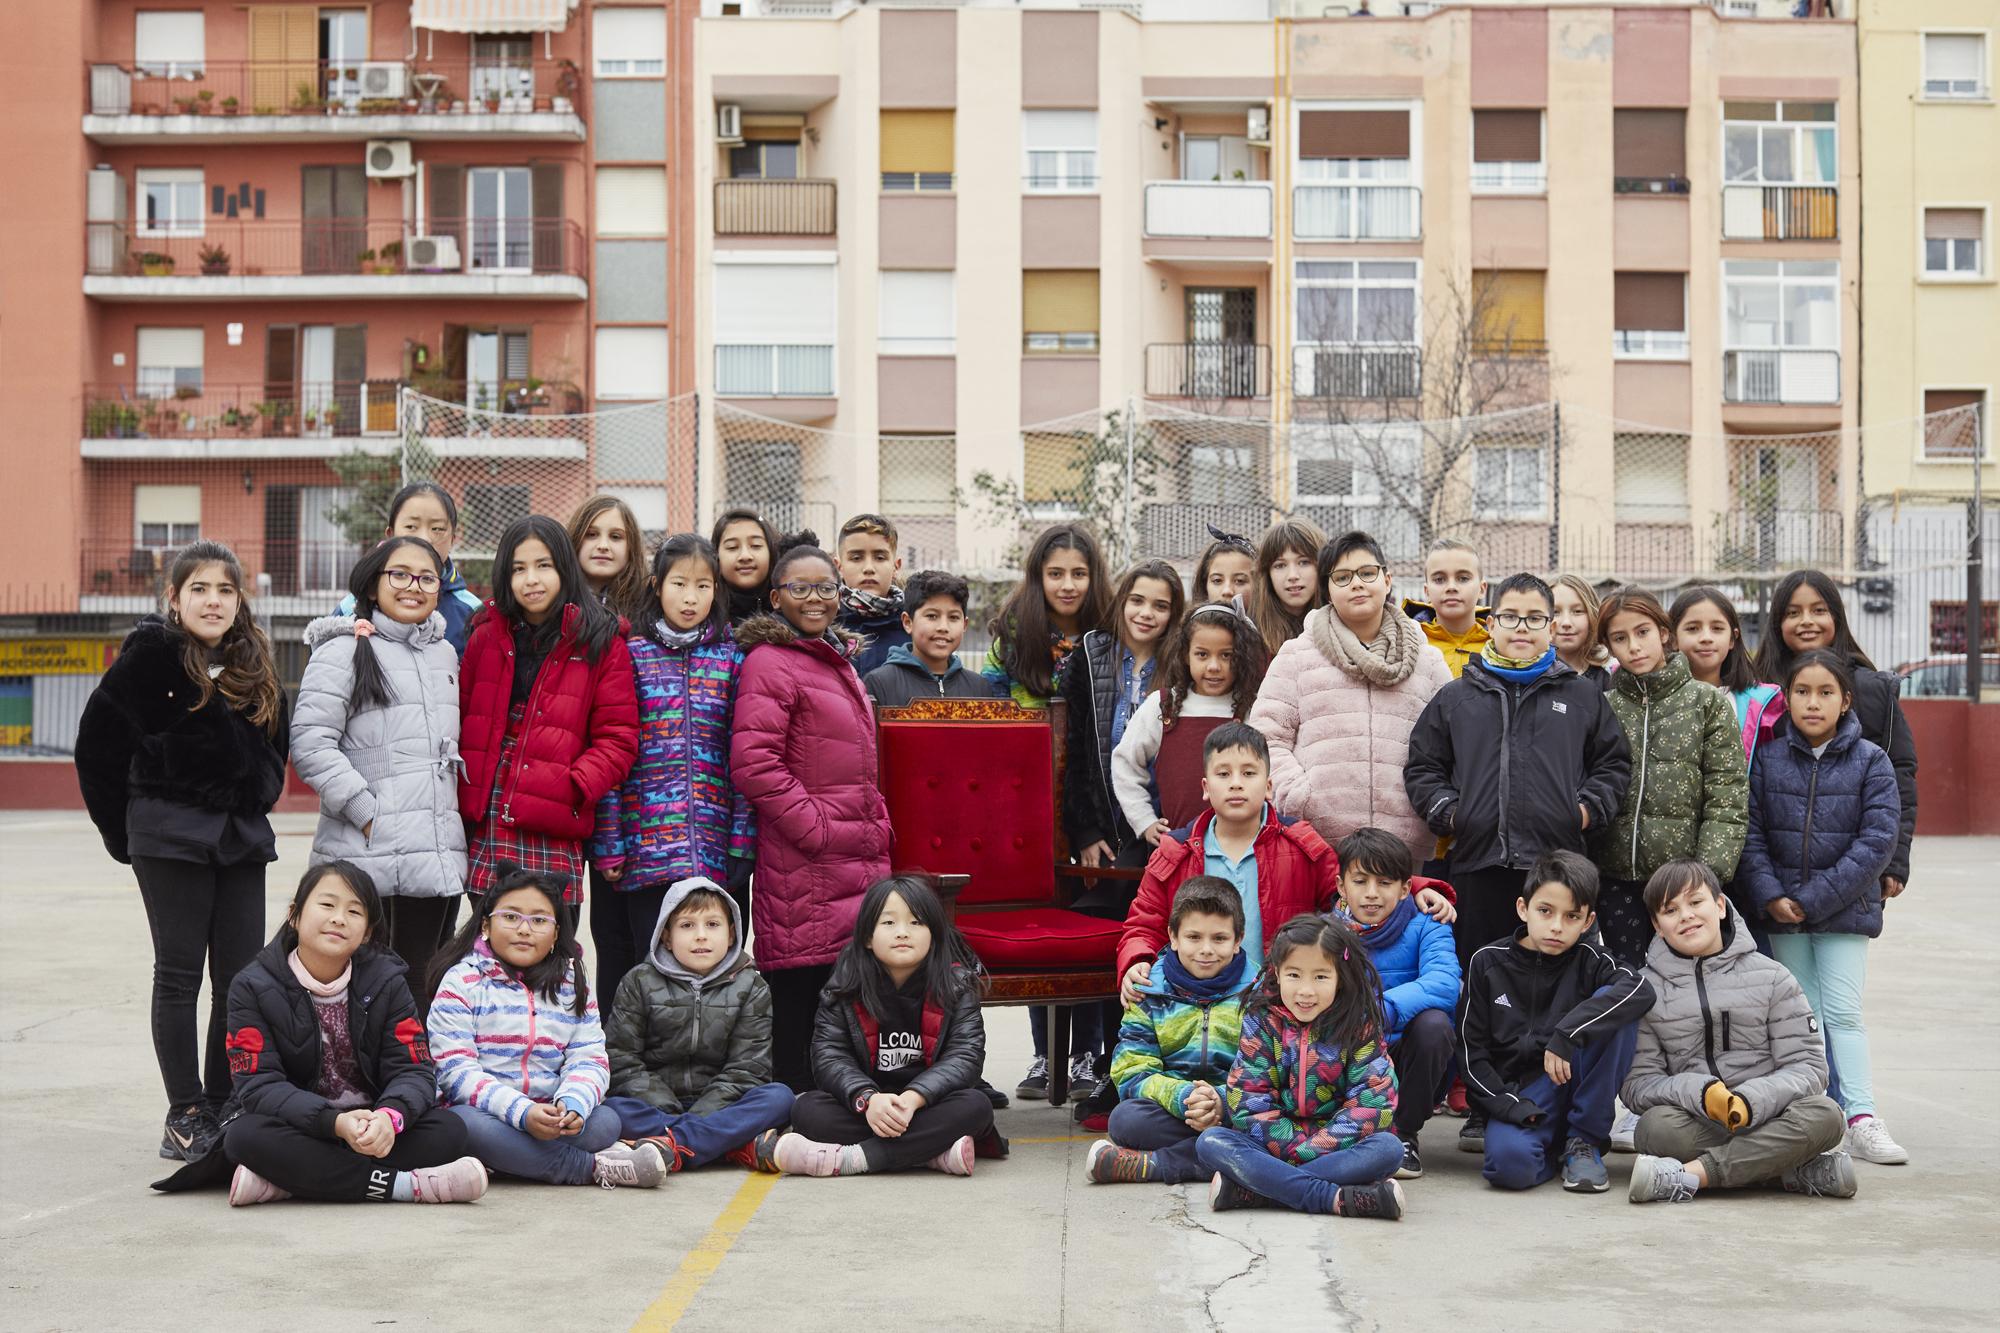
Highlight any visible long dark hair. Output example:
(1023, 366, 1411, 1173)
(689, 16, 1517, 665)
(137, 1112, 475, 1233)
(1752, 569, 1874, 683)
(1246, 518, 1327, 656)
(1247, 915, 1386, 1056)
(429, 865, 590, 1016)
(344, 536, 443, 711)
(1784, 646, 1857, 706)
(1193, 527, 1255, 604)
(1110, 559, 1187, 657)
(988, 524, 1111, 699)
(1158, 601, 1269, 728)
(275, 860, 387, 954)
(824, 873, 985, 1021)
(488, 515, 620, 662)
(1668, 585, 1759, 692)
(164, 540, 285, 736)
(648, 532, 731, 643)
(566, 494, 653, 624)
(710, 506, 779, 621)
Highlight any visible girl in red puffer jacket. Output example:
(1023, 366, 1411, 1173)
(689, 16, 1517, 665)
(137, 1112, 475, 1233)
(458, 516, 639, 915)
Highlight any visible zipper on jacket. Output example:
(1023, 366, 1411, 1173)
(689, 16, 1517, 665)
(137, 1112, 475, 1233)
(1694, 955, 1721, 1078)
(1497, 683, 1515, 865)
(520, 985, 539, 1092)
(502, 621, 567, 825)
(1721, 1010, 1731, 1052)
(1798, 755, 1821, 897)
(1629, 694, 1652, 869)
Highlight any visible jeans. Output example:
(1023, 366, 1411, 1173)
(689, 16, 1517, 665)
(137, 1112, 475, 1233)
(382, 895, 458, 1015)
(446, 1103, 622, 1184)
(1106, 1098, 1206, 1184)
(789, 1087, 994, 1172)
(132, 855, 267, 1108)
(1770, 933, 1874, 1117)
(223, 1108, 469, 1201)
(603, 1084, 796, 1167)
(764, 964, 834, 1094)
(1483, 1020, 1639, 1191)
(1387, 1008, 1455, 1142)
(1195, 1126, 1404, 1214)
(587, 875, 669, 1006)
(1634, 1097, 1846, 1189)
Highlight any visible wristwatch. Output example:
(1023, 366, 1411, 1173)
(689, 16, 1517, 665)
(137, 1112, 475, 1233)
(854, 1088, 877, 1114)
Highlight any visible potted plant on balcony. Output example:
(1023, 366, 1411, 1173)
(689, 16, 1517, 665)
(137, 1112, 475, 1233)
(173, 93, 199, 115)
(220, 95, 239, 116)
(482, 91, 502, 113)
(84, 400, 141, 439)
(357, 247, 377, 273)
(303, 410, 319, 432)
(196, 89, 214, 113)
(292, 80, 322, 113)
(554, 61, 579, 114)
(134, 251, 175, 277)
(198, 243, 230, 276)
(323, 403, 342, 433)
(379, 240, 403, 273)
(220, 404, 258, 433)
(506, 377, 551, 411)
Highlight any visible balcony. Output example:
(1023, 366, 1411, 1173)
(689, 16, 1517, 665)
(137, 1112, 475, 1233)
(714, 180, 837, 237)
(82, 59, 586, 142)
(715, 345, 835, 397)
(82, 538, 365, 607)
(1723, 349, 1840, 405)
(1293, 185, 1421, 242)
(1145, 344, 1270, 400)
(1142, 182, 1273, 240)
(83, 219, 588, 301)
(1721, 185, 1838, 241)
(1292, 345, 1422, 400)
(1715, 507, 1846, 572)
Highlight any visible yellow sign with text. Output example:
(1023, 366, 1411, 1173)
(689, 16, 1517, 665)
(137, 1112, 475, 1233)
(0, 639, 120, 676)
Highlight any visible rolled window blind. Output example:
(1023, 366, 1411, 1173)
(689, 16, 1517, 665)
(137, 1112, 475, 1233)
(881, 110, 954, 174)
(1299, 109, 1410, 159)
(1926, 208, 1982, 241)
(1613, 272, 1686, 332)
(1473, 270, 1545, 344)
(1023, 270, 1100, 334)
(1473, 110, 1541, 163)
(1613, 109, 1685, 177)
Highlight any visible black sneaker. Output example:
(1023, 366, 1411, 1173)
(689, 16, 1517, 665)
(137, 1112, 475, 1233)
(1072, 1071, 1119, 1124)
(1561, 1136, 1610, 1193)
(1394, 1137, 1424, 1180)
(977, 1078, 1010, 1110)
(160, 1103, 220, 1162)
(1066, 1052, 1099, 1105)
(1207, 1172, 1273, 1212)
(1457, 1114, 1486, 1154)
(972, 1125, 1012, 1160)
(1015, 1057, 1050, 1102)
(1331, 1179, 1405, 1220)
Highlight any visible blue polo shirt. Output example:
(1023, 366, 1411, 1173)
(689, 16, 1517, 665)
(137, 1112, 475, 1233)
(1202, 807, 1266, 967)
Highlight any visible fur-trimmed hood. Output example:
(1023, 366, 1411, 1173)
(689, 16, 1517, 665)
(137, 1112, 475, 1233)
(732, 612, 863, 659)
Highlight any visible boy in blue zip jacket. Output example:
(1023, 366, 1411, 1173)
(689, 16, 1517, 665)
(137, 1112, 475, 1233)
(1330, 827, 1462, 1181)
(1085, 877, 1255, 1185)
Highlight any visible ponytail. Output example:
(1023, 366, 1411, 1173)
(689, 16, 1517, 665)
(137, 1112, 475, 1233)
(343, 536, 444, 711)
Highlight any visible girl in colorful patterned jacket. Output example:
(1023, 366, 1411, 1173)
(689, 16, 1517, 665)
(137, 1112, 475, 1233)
(1195, 915, 1406, 1220)
(427, 867, 666, 1189)
(590, 534, 755, 993)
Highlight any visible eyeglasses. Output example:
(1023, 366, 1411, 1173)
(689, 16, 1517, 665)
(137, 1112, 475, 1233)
(383, 570, 442, 592)
(1327, 565, 1384, 588)
(491, 909, 558, 934)
(1491, 611, 1552, 630)
(780, 582, 841, 601)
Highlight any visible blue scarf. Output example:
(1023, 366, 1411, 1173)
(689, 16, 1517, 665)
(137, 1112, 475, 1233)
(1478, 642, 1557, 684)
(1334, 893, 1416, 952)
(1152, 945, 1251, 1002)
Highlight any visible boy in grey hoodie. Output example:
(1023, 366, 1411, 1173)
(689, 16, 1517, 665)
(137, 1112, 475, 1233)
(602, 877, 795, 1172)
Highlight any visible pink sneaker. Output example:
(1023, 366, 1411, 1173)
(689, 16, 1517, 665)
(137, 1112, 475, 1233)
(926, 1135, 975, 1177)
(406, 1156, 489, 1203)
(228, 1165, 291, 1207)
(772, 1132, 847, 1177)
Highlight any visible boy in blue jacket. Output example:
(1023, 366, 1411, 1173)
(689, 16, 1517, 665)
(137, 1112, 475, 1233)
(1331, 827, 1461, 1180)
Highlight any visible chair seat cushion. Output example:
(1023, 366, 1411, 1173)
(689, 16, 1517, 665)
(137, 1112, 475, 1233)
(958, 907, 1122, 970)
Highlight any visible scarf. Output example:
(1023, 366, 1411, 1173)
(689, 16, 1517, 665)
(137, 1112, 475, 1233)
(288, 948, 352, 999)
(1334, 893, 1417, 952)
(839, 582, 904, 621)
(1154, 945, 1251, 1003)
(651, 619, 708, 652)
(1479, 642, 1557, 684)
(1309, 603, 1424, 687)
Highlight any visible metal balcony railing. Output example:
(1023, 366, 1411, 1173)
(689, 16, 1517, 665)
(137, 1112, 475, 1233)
(1145, 343, 1270, 399)
(1721, 184, 1838, 241)
(1722, 349, 1841, 404)
(79, 379, 584, 440)
(81, 538, 369, 600)
(1292, 344, 1422, 399)
(714, 180, 837, 236)
(1715, 507, 1846, 571)
(715, 345, 835, 397)
(85, 57, 584, 120)
(86, 218, 587, 280)
(1142, 181, 1274, 240)
(1292, 184, 1421, 241)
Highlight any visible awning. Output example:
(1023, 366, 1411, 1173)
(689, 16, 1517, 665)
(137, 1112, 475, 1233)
(410, 0, 579, 34)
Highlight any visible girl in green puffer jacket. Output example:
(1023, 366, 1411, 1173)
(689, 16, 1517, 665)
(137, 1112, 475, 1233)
(1592, 589, 1748, 968)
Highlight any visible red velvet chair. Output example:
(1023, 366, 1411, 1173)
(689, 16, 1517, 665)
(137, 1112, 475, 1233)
(875, 697, 1139, 1106)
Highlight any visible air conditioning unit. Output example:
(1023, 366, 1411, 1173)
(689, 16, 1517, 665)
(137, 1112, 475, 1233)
(716, 103, 743, 143)
(358, 61, 408, 99)
(1246, 105, 1270, 144)
(366, 139, 415, 178)
(405, 234, 461, 271)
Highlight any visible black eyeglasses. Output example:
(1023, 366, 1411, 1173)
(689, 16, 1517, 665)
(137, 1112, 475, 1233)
(779, 581, 840, 601)
(1328, 565, 1384, 588)
(1491, 611, 1552, 630)
(384, 570, 441, 592)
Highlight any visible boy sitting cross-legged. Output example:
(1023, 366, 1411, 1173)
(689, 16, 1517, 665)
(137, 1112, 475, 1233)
(1330, 827, 1461, 1181)
(1625, 859, 1855, 1204)
(1459, 850, 1655, 1194)
(1087, 877, 1255, 1185)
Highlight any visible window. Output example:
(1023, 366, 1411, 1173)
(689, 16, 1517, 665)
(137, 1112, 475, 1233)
(1923, 389, 1988, 462)
(1023, 431, 1089, 514)
(1613, 272, 1688, 358)
(1613, 109, 1687, 191)
(595, 328, 671, 400)
(721, 439, 806, 526)
(1724, 260, 1839, 349)
(1924, 208, 1985, 277)
(1182, 135, 1253, 182)
(136, 327, 203, 397)
(1294, 260, 1419, 344)
(596, 167, 669, 237)
(1722, 101, 1836, 185)
(879, 271, 954, 355)
(1924, 32, 1988, 99)
(1473, 445, 1545, 520)
(468, 166, 531, 270)
(728, 141, 799, 181)
(135, 11, 204, 77)
(1471, 270, 1546, 353)
(462, 485, 531, 553)
(1471, 110, 1544, 192)
(465, 329, 529, 412)
(134, 485, 200, 550)
(714, 259, 837, 395)
(1295, 107, 1418, 239)
(879, 437, 956, 518)
(594, 7, 666, 78)
(1291, 424, 1417, 509)
(881, 110, 953, 191)
(1023, 110, 1098, 193)
(1022, 270, 1100, 353)
(136, 169, 203, 236)
(1614, 433, 1691, 524)
(470, 35, 534, 105)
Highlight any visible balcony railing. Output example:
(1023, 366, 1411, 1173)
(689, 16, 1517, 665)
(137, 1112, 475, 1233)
(1715, 507, 1845, 571)
(80, 379, 584, 441)
(1723, 349, 1840, 405)
(1721, 184, 1838, 241)
(1146, 343, 1270, 399)
(1142, 182, 1274, 240)
(82, 538, 366, 601)
(85, 58, 584, 120)
(1292, 345, 1422, 399)
(1614, 330, 1692, 359)
(715, 345, 835, 397)
(1293, 185, 1421, 241)
(85, 218, 587, 280)
(714, 180, 837, 236)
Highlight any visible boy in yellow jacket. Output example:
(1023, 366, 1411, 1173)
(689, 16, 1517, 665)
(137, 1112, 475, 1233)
(1402, 538, 1489, 677)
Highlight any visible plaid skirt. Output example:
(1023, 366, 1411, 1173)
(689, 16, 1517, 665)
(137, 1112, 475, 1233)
(465, 703, 584, 905)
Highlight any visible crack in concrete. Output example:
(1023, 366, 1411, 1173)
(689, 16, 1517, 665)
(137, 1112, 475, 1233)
(1165, 1187, 1266, 1331)
(5, 1001, 128, 1043)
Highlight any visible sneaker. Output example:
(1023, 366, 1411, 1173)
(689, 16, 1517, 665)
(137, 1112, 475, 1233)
(160, 1103, 219, 1162)
(227, 1164, 290, 1207)
(592, 1140, 669, 1189)
(972, 1125, 1011, 1160)
(1457, 1114, 1486, 1154)
(406, 1156, 489, 1204)
(1066, 1052, 1099, 1104)
(926, 1135, 975, 1176)
(1561, 1137, 1610, 1193)
(1015, 1057, 1050, 1102)
(1394, 1137, 1423, 1181)
(1779, 1149, 1859, 1199)
(1610, 1106, 1639, 1154)
(1845, 1116, 1910, 1165)
(978, 1078, 1011, 1110)
(1444, 1079, 1470, 1117)
(1085, 1139, 1154, 1184)
(1207, 1172, 1272, 1212)
(635, 1130, 692, 1175)
(772, 1132, 846, 1178)
(724, 1128, 784, 1174)
(1628, 1154, 1699, 1205)
(1072, 1071, 1119, 1124)
(1331, 1179, 1405, 1221)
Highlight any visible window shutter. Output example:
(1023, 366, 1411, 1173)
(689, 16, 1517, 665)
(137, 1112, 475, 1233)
(531, 162, 564, 273)
(1472, 110, 1541, 163)
(502, 330, 531, 382)
(1613, 272, 1686, 332)
(1925, 208, 1983, 241)
(715, 263, 838, 343)
(1472, 270, 1545, 345)
(1924, 389, 1985, 460)
(1613, 109, 1685, 178)
(881, 110, 955, 174)
(264, 324, 298, 413)
(1298, 109, 1409, 159)
(1023, 433, 1087, 503)
(1022, 270, 1100, 335)
(440, 324, 468, 389)
(1927, 33, 1983, 83)
(430, 165, 464, 249)
(1613, 434, 1691, 522)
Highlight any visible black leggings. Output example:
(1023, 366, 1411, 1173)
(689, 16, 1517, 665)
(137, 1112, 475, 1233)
(382, 896, 459, 1015)
(132, 856, 266, 1108)
(790, 1087, 994, 1172)
(765, 964, 835, 1093)
(223, 1109, 470, 1200)
(587, 875, 670, 1000)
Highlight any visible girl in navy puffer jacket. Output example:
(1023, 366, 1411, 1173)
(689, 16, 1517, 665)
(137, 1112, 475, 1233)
(1740, 650, 1905, 1165)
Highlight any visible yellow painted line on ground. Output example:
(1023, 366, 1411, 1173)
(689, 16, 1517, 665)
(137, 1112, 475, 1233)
(1009, 1134, 1096, 1144)
(630, 1172, 780, 1332)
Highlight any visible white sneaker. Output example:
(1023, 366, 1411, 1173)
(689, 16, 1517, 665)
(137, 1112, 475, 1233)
(1845, 1115, 1909, 1165)
(1610, 1106, 1639, 1154)
(593, 1140, 669, 1188)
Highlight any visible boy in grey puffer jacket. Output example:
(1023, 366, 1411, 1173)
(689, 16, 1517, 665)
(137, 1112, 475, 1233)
(1622, 860, 1853, 1204)
(602, 878, 795, 1172)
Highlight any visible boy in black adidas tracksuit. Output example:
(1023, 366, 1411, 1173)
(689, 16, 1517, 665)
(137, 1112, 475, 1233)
(1458, 850, 1655, 1194)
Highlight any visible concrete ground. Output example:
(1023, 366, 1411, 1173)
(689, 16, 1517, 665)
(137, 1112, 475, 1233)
(1, 813, 1994, 1332)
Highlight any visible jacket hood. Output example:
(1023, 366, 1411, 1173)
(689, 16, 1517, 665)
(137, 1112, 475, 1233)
(302, 610, 447, 651)
(1643, 902, 1754, 979)
(120, 613, 183, 658)
(884, 642, 963, 679)
(1401, 598, 1492, 629)
(1772, 708, 1864, 757)
(733, 613, 862, 656)
(1611, 649, 1693, 701)
(646, 875, 747, 988)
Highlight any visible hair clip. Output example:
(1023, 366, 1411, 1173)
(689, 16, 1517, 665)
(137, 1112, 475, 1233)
(353, 621, 375, 639)
(1206, 523, 1254, 553)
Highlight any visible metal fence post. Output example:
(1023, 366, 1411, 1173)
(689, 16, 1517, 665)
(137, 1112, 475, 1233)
(1548, 402, 1563, 572)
